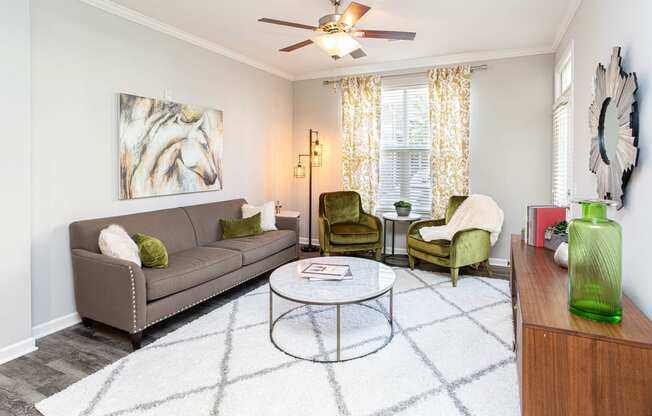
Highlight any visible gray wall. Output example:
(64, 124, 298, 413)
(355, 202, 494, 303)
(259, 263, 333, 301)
(0, 0, 34, 357)
(556, 0, 652, 317)
(292, 54, 554, 261)
(30, 0, 294, 327)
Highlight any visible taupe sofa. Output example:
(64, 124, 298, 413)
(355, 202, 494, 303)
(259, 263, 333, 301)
(69, 199, 299, 349)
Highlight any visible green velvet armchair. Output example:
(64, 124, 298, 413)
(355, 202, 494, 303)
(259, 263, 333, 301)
(407, 196, 491, 287)
(319, 191, 382, 261)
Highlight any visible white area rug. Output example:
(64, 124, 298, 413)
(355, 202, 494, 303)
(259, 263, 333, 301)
(36, 268, 519, 416)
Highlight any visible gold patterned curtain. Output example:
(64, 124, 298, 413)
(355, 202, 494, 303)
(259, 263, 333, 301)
(340, 75, 382, 213)
(428, 66, 471, 218)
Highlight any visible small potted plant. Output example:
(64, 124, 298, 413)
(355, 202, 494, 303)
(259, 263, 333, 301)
(544, 220, 568, 251)
(394, 200, 412, 217)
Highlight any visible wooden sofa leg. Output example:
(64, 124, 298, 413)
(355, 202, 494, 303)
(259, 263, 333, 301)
(451, 268, 459, 287)
(131, 331, 143, 350)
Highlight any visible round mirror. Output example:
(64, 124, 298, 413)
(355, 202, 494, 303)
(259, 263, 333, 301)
(598, 97, 619, 164)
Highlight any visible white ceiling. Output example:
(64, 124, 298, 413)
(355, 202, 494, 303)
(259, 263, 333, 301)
(91, 0, 580, 80)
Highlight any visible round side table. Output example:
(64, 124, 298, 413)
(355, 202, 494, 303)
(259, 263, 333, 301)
(382, 212, 422, 266)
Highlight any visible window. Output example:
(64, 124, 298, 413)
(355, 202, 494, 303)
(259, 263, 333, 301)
(552, 49, 573, 207)
(377, 75, 431, 214)
(552, 103, 569, 206)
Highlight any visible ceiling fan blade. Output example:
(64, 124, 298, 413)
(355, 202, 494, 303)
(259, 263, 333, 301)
(355, 29, 416, 40)
(350, 48, 367, 59)
(279, 39, 314, 52)
(258, 18, 317, 31)
(338, 2, 371, 27)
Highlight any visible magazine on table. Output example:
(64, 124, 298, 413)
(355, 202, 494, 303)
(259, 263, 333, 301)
(300, 263, 353, 281)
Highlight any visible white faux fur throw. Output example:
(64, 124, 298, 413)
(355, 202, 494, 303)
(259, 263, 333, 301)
(419, 194, 504, 246)
(98, 224, 141, 267)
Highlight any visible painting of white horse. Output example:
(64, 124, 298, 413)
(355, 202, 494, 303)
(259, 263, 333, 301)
(119, 93, 223, 199)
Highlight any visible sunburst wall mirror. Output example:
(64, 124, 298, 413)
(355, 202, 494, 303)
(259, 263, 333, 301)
(589, 47, 639, 209)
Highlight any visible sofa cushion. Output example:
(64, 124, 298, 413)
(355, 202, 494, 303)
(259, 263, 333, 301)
(206, 230, 296, 265)
(70, 208, 197, 255)
(408, 233, 451, 258)
(144, 247, 242, 301)
(182, 199, 247, 246)
(330, 223, 378, 245)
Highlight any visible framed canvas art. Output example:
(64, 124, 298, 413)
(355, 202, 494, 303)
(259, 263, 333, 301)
(119, 93, 224, 199)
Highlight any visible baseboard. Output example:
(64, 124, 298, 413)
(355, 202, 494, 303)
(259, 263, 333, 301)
(0, 337, 37, 365)
(299, 237, 510, 268)
(32, 312, 81, 340)
(489, 258, 511, 268)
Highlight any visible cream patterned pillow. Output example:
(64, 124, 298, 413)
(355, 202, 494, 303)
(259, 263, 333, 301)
(98, 224, 141, 267)
(242, 201, 277, 232)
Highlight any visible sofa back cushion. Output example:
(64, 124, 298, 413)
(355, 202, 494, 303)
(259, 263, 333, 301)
(322, 192, 361, 225)
(69, 208, 197, 255)
(183, 199, 246, 246)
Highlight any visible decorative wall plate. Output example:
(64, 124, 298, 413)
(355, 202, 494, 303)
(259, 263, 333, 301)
(588, 47, 639, 209)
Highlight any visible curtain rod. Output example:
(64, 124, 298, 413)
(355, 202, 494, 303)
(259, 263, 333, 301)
(322, 64, 488, 86)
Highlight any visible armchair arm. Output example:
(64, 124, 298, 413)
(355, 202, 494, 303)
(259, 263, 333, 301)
(71, 249, 147, 334)
(450, 229, 491, 268)
(319, 216, 331, 252)
(359, 212, 382, 232)
(407, 218, 446, 236)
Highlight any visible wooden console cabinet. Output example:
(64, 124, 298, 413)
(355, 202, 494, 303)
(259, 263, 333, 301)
(510, 235, 652, 415)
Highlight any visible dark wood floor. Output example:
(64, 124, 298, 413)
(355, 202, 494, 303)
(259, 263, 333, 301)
(0, 252, 508, 416)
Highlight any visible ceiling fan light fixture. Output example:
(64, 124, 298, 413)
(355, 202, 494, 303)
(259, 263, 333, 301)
(312, 32, 361, 58)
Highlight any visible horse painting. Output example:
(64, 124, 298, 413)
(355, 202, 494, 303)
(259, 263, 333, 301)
(119, 94, 224, 199)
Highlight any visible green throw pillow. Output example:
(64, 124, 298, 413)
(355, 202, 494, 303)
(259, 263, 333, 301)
(220, 212, 263, 240)
(134, 233, 169, 268)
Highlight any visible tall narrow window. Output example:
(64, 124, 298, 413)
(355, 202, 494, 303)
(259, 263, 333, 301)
(552, 102, 569, 206)
(377, 75, 431, 214)
(552, 50, 573, 207)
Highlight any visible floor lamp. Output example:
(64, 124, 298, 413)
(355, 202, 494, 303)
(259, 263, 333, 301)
(294, 129, 321, 252)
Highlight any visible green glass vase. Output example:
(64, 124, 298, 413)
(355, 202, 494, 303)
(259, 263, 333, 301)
(568, 200, 622, 323)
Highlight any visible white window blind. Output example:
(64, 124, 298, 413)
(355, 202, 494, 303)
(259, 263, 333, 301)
(552, 102, 570, 207)
(377, 76, 431, 214)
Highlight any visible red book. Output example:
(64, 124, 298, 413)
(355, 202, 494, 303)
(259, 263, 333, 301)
(534, 207, 566, 247)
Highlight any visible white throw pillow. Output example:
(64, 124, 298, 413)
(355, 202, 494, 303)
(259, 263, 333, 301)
(98, 224, 141, 267)
(242, 201, 277, 232)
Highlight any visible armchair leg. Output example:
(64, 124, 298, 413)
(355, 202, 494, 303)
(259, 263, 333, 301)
(323, 251, 330, 257)
(484, 260, 493, 277)
(451, 268, 459, 287)
(408, 254, 415, 270)
(374, 249, 382, 262)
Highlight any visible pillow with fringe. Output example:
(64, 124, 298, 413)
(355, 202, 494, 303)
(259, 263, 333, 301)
(98, 224, 141, 267)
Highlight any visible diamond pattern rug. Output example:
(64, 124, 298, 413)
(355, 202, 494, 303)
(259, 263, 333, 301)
(36, 268, 519, 416)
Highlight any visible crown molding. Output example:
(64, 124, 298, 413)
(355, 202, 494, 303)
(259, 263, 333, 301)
(79, 0, 295, 81)
(294, 46, 555, 81)
(552, 0, 583, 51)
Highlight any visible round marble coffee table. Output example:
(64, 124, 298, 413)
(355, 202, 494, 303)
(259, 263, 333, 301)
(269, 257, 396, 363)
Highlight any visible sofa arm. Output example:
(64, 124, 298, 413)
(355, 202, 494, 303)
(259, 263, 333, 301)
(407, 218, 446, 236)
(71, 249, 147, 334)
(450, 229, 491, 268)
(276, 215, 300, 236)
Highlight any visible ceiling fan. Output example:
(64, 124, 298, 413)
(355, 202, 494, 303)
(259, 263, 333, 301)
(258, 0, 416, 60)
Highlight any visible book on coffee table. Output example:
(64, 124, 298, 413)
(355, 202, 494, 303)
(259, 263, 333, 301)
(300, 263, 352, 281)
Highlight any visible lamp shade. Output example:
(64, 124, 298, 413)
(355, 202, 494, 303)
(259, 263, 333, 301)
(294, 163, 306, 178)
(312, 32, 361, 58)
